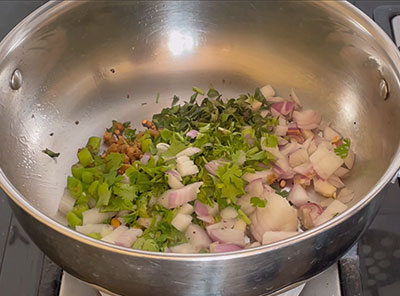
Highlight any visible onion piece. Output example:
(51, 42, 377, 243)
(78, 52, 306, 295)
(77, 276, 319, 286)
(140, 152, 151, 165)
(278, 116, 288, 126)
(280, 141, 301, 156)
(298, 203, 324, 229)
(156, 143, 170, 153)
(176, 159, 199, 176)
(82, 208, 116, 225)
(302, 129, 314, 140)
(244, 178, 264, 196)
(58, 189, 76, 216)
(221, 207, 238, 220)
(251, 100, 262, 111)
(76, 224, 114, 237)
(314, 200, 347, 226)
(324, 126, 341, 143)
(171, 213, 192, 232)
(290, 89, 302, 107)
(289, 149, 309, 167)
(271, 101, 295, 116)
(309, 145, 344, 180)
(170, 243, 197, 253)
(250, 193, 298, 242)
(260, 84, 275, 98)
(307, 140, 317, 154)
(158, 182, 203, 209)
(233, 219, 247, 232)
(260, 109, 269, 118)
(102, 226, 142, 247)
(205, 160, 223, 176)
(206, 224, 246, 247)
(237, 194, 256, 216)
(293, 163, 314, 177)
(262, 231, 299, 245)
(273, 158, 295, 179)
(287, 184, 310, 207)
(344, 149, 355, 169)
(278, 136, 289, 146)
(334, 167, 350, 178)
(178, 203, 194, 215)
(337, 188, 354, 203)
(274, 125, 288, 137)
(137, 217, 152, 228)
(166, 170, 184, 189)
(327, 174, 345, 188)
(243, 169, 275, 184)
(293, 110, 321, 130)
(185, 224, 212, 250)
(314, 179, 337, 198)
(194, 200, 213, 223)
(176, 147, 202, 158)
(287, 123, 305, 144)
(186, 130, 199, 139)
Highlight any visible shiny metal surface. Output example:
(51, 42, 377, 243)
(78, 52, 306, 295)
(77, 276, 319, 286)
(0, 1, 400, 295)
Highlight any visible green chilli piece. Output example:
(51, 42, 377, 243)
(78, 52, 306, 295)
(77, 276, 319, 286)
(86, 136, 101, 155)
(72, 203, 88, 218)
(78, 147, 93, 167)
(88, 180, 100, 200)
(88, 232, 102, 240)
(142, 239, 159, 251)
(71, 163, 85, 179)
(67, 176, 83, 198)
(66, 211, 82, 229)
(81, 170, 94, 184)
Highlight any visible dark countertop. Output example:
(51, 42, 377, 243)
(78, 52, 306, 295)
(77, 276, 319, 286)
(0, 1, 399, 296)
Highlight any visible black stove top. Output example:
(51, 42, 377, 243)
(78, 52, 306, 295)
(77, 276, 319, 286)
(0, 1, 399, 296)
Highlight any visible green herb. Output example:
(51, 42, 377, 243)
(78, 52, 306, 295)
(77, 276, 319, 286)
(334, 138, 351, 159)
(216, 163, 245, 203)
(42, 148, 60, 158)
(263, 133, 278, 148)
(172, 95, 180, 106)
(156, 92, 160, 104)
(250, 197, 267, 208)
(124, 128, 137, 142)
(192, 86, 205, 95)
(237, 209, 251, 224)
(272, 185, 289, 197)
(96, 182, 111, 207)
(207, 86, 220, 98)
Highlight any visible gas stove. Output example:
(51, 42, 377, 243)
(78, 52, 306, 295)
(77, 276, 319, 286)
(0, 1, 400, 296)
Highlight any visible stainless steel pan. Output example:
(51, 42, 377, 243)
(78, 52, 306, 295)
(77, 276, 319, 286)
(0, 1, 400, 295)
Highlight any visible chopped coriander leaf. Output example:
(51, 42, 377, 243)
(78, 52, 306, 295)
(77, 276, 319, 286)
(171, 95, 180, 106)
(155, 92, 160, 104)
(272, 186, 289, 198)
(250, 197, 267, 208)
(207, 86, 220, 98)
(263, 133, 278, 148)
(334, 138, 351, 159)
(42, 148, 60, 158)
(124, 128, 137, 142)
